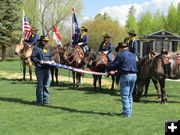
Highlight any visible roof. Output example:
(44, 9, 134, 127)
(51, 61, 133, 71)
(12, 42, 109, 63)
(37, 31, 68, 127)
(140, 30, 180, 40)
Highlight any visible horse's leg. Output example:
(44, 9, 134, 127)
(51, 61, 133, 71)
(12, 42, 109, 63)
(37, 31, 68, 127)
(99, 75, 102, 91)
(144, 78, 150, 97)
(152, 79, 160, 98)
(76, 72, 80, 88)
(72, 71, 75, 87)
(55, 68, 58, 85)
(93, 75, 97, 91)
(29, 61, 32, 81)
(50, 67, 54, 85)
(22, 61, 26, 81)
(111, 75, 115, 90)
(159, 79, 167, 104)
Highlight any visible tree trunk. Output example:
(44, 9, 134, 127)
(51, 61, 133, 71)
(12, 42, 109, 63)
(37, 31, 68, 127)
(1, 46, 6, 62)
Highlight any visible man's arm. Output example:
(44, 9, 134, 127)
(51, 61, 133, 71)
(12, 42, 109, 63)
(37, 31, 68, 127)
(107, 55, 120, 72)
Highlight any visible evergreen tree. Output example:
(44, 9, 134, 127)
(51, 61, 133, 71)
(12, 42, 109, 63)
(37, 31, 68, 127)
(176, 2, 180, 35)
(0, 0, 22, 61)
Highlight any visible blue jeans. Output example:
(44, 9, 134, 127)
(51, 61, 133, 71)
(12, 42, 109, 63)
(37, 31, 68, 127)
(35, 67, 50, 104)
(120, 74, 137, 117)
(107, 53, 112, 63)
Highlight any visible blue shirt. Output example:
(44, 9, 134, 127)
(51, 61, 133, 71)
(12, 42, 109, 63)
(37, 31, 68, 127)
(31, 46, 51, 68)
(99, 41, 113, 54)
(25, 33, 39, 46)
(107, 49, 138, 75)
(78, 34, 88, 46)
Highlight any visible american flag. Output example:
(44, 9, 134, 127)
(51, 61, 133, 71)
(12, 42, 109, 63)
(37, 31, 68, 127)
(23, 10, 31, 40)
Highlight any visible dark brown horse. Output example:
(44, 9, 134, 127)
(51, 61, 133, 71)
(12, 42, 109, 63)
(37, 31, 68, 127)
(136, 53, 160, 99)
(84, 48, 119, 91)
(136, 51, 180, 104)
(62, 44, 84, 87)
(15, 38, 33, 80)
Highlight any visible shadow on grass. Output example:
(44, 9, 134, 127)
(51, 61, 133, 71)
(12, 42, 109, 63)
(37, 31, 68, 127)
(139, 99, 180, 104)
(0, 96, 121, 117)
(0, 77, 36, 84)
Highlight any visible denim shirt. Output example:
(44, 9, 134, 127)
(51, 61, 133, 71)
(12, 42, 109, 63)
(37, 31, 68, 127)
(31, 46, 51, 68)
(107, 49, 138, 75)
(25, 33, 40, 46)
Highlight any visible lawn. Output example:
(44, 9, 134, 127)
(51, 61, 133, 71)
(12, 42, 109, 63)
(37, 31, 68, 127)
(0, 58, 180, 135)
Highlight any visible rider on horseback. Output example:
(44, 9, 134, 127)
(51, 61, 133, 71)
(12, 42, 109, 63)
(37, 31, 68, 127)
(124, 30, 139, 61)
(77, 26, 89, 52)
(99, 34, 114, 63)
(24, 27, 39, 46)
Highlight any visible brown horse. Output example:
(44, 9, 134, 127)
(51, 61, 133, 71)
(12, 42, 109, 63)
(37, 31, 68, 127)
(84, 48, 119, 91)
(136, 51, 180, 104)
(15, 38, 33, 80)
(136, 53, 160, 99)
(62, 44, 84, 87)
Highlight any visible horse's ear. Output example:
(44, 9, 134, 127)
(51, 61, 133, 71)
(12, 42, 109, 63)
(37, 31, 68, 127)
(88, 47, 91, 52)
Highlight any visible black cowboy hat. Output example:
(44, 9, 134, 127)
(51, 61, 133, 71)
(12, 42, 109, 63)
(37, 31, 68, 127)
(37, 36, 49, 42)
(128, 30, 136, 36)
(31, 27, 38, 31)
(103, 34, 110, 38)
(115, 42, 127, 52)
(80, 27, 88, 32)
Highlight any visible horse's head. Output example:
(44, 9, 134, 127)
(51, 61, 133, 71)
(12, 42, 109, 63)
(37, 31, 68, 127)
(62, 43, 72, 61)
(84, 48, 97, 68)
(15, 38, 24, 55)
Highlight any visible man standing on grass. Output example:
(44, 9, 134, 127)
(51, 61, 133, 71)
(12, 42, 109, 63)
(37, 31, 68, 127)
(31, 36, 52, 105)
(107, 42, 138, 117)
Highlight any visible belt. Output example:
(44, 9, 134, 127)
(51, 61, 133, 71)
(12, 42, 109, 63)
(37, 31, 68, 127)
(120, 72, 136, 76)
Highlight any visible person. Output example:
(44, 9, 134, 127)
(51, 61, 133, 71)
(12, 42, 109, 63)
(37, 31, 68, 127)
(99, 34, 114, 63)
(25, 27, 39, 46)
(107, 42, 138, 117)
(30, 36, 52, 105)
(77, 26, 88, 52)
(124, 30, 139, 61)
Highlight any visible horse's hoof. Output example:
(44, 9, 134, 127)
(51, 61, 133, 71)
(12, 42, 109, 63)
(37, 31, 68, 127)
(143, 95, 147, 98)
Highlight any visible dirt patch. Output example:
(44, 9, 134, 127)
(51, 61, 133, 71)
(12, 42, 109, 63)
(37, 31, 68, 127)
(0, 70, 117, 89)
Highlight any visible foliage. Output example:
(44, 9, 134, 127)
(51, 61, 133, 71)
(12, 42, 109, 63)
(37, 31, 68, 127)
(0, 0, 22, 61)
(83, 13, 126, 51)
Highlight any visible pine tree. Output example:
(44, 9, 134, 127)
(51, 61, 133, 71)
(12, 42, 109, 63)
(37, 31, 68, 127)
(0, 0, 22, 61)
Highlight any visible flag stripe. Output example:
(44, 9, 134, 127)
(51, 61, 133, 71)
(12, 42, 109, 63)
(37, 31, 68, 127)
(23, 11, 31, 40)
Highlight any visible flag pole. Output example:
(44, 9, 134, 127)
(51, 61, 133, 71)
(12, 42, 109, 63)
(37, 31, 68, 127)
(22, 10, 24, 37)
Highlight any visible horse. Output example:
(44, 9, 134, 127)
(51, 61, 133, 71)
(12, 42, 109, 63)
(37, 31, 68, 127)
(136, 52, 160, 99)
(15, 38, 33, 80)
(62, 44, 84, 88)
(136, 50, 180, 104)
(48, 45, 64, 85)
(84, 48, 119, 91)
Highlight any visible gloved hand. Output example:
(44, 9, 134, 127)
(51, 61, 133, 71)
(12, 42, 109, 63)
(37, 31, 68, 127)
(78, 42, 83, 46)
(103, 51, 108, 55)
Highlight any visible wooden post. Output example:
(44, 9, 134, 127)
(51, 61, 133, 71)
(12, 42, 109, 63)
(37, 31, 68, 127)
(153, 40, 156, 51)
(169, 41, 172, 51)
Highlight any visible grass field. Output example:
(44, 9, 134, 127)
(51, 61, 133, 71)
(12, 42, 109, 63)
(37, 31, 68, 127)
(0, 58, 180, 135)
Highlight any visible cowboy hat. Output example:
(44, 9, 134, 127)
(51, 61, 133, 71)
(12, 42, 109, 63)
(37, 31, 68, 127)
(115, 42, 127, 52)
(80, 27, 88, 32)
(31, 27, 38, 31)
(103, 34, 110, 38)
(37, 36, 49, 42)
(128, 30, 136, 36)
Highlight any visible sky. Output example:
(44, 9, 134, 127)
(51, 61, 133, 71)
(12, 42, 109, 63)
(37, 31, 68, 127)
(81, 0, 180, 26)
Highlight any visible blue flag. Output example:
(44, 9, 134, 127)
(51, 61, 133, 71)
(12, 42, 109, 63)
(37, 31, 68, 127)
(72, 8, 80, 46)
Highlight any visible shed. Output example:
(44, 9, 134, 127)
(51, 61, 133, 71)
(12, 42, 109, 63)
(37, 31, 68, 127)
(138, 30, 180, 58)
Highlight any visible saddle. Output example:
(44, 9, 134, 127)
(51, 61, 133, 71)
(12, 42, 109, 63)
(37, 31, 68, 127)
(76, 45, 84, 59)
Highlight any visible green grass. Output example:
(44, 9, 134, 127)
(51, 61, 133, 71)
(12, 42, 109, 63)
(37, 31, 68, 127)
(0, 58, 180, 135)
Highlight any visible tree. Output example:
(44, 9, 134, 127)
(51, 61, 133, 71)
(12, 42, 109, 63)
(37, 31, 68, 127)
(165, 3, 178, 33)
(176, 2, 180, 35)
(0, 0, 22, 62)
(137, 11, 154, 37)
(83, 13, 126, 51)
(152, 10, 165, 31)
(125, 5, 138, 37)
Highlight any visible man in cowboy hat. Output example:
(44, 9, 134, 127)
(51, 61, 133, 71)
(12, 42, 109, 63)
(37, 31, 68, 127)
(31, 36, 52, 105)
(77, 26, 88, 52)
(25, 27, 39, 46)
(107, 42, 138, 117)
(124, 30, 139, 61)
(99, 34, 114, 63)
